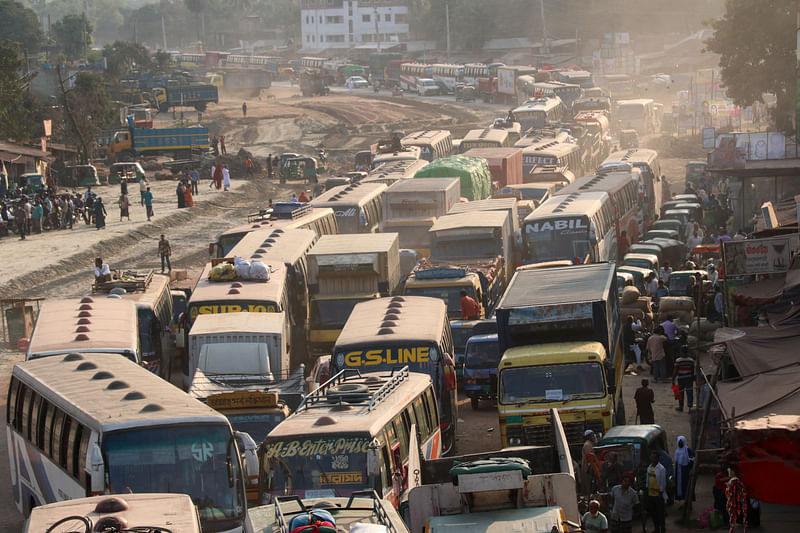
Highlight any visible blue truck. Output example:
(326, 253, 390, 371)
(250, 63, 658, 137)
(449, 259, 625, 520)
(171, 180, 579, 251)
(107, 116, 210, 161)
(153, 84, 219, 112)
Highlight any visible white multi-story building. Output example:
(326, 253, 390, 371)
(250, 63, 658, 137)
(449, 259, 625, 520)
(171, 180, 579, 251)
(300, 0, 410, 51)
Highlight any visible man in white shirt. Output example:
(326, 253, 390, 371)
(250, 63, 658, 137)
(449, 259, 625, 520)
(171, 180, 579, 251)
(93, 257, 112, 283)
(687, 230, 703, 251)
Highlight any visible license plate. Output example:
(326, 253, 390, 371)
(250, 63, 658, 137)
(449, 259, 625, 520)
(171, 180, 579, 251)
(305, 489, 335, 498)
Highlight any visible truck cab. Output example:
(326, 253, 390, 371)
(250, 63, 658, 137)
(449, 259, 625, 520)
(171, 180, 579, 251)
(463, 333, 500, 410)
(404, 268, 485, 320)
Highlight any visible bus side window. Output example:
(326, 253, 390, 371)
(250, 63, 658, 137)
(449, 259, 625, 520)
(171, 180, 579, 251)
(7, 378, 19, 426)
(72, 424, 87, 478)
(42, 402, 55, 457)
(393, 417, 408, 462)
(380, 444, 392, 493)
(60, 416, 72, 469)
(20, 386, 32, 438)
(30, 393, 42, 445)
(424, 388, 438, 426)
(37, 399, 49, 451)
(51, 409, 66, 466)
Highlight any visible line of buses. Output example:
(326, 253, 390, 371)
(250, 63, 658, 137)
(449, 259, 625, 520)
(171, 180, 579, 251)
(7, 119, 664, 530)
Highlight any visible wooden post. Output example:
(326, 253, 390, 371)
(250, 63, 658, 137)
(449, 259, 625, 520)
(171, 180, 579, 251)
(682, 370, 719, 523)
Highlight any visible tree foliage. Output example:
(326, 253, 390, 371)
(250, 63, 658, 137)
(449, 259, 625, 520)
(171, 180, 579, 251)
(103, 40, 152, 77)
(704, 0, 795, 132)
(52, 13, 94, 61)
(60, 71, 117, 163)
(0, 40, 44, 141)
(0, 0, 44, 54)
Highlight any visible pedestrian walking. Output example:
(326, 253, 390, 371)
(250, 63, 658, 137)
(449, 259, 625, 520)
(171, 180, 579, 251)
(672, 347, 695, 411)
(31, 201, 43, 234)
(609, 475, 639, 533)
(15, 202, 26, 240)
(23, 197, 31, 235)
(212, 136, 219, 156)
(118, 192, 130, 221)
(158, 234, 172, 273)
(189, 168, 200, 195)
(213, 163, 223, 190)
(94, 197, 107, 230)
(644, 451, 668, 533)
(139, 176, 149, 206)
(66, 196, 74, 229)
(267, 153, 273, 178)
(246, 157, 254, 177)
(242, 102, 247, 117)
(634, 379, 655, 424)
(220, 135, 227, 155)
(222, 164, 231, 191)
(647, 327, 668, 382)
(143, 187, 154, 221)
(176, 180, 186, 208)
(183, 179, 194, 207)
(674, 436, 696, 503)
(581, 500, 609, 533)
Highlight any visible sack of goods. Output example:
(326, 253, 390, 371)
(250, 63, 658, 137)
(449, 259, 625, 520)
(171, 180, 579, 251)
(689, 317, 720, 341)
(621, 286, 641, 305)
(209, 262, 236, 281)
(632, 296, 652, 313)
(658, 309, 694, 324)
(234, 256, 251, 279)
(248, 260, 270, 281)
(658, 296, 695, 313)
(620, 306, 653, 329)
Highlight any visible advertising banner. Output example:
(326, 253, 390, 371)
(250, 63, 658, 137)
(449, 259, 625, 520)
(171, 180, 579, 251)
(497, 68, 516, 95)
(723, 237, 792, 276)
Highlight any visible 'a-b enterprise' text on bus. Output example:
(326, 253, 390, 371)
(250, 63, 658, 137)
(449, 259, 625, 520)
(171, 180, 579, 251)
(259, 367, 441, 509)
(7, 353, 253, 533)
(330, 296, 457, 455)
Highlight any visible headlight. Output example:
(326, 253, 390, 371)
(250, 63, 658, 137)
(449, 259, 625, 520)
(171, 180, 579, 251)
(508, 437, 522, 446)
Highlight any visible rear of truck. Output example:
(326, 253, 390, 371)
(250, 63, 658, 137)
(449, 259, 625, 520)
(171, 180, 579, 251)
(495, 264, 624, 448)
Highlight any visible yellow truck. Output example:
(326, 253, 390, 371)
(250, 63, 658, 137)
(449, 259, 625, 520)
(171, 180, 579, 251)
(495, 263, 625, 448)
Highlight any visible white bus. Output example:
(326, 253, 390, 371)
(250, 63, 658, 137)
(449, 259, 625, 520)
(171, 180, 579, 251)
(616, 98, 657, 135)
(400, 63, 431, 92)
(310, 182, 387, 234)
(430, 63, 463, 91)
(401, 130, 453, 161)
(512, 97, 564, 131)
(7, 353, 253, 533)
(521, 190, 615, 266)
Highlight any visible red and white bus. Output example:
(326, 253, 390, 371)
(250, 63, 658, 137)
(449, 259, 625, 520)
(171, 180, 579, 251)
(400, 63, 431, 92)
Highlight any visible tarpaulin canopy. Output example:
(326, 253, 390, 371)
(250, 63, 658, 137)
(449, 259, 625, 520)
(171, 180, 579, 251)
(719, 325, 800, 376)
(718, 365, 800, 420)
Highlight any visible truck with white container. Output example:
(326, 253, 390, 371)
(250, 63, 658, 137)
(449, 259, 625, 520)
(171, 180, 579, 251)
(307, 233, 402, 354)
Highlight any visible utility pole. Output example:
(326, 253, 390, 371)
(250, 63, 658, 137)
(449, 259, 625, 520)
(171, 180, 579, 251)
(540, 0, 548, 54)
(445, 1, 451, 61)
(161, 15, 168, 51)
(374, 2, 381, 52)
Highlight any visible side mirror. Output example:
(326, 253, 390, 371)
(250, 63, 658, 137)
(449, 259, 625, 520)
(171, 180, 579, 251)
(90, 443, 105, 494)
(367, 439, 381, 475)
(235, 431, 259, 481)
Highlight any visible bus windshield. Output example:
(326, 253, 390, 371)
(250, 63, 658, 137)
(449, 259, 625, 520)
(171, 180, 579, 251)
(465, 341, 499, 370)
(218, 232, 247, 257)
(617, 105, 646, 120)
(227, 411, 288, 444)
(311, 298, 369, 328)
(103, 424, 244, 524)
(404, 285, 475, 318)
(524, 217, 591, 263)
(261, 436, 371, 498)
(433, 237, 500, 262)
(390, 224, 433, 249)
(500, 362, 605, 404)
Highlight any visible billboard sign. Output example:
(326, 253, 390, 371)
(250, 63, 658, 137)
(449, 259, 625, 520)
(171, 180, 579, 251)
(723, 237, 793, 276)
(497, 68, 517, 95)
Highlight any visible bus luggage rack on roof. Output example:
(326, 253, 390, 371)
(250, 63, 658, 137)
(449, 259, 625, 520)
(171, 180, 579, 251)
(274, 490, 399, 533)
(92, 269, 153, 293)
(299, 366, 410, 412)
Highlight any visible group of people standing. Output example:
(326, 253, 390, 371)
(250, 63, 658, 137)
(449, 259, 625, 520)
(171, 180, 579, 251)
(210, 162, 232, 191)
(5, 187, 113, 239)
(175, 169, 200, 209)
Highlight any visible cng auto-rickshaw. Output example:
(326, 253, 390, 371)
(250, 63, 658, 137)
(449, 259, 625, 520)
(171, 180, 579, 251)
(280, 157, 321, 184)
(21, 173, 44, 194)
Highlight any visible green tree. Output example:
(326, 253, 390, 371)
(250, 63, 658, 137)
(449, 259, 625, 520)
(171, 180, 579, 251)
(103, 40, 152, 77)
(52, 13, 93, 61)
(704, 0, 795, 133)
(59, 70, 117, 163)
(184, 0, 208, 42)
(153, 50, 174, 73)
(0, 0, 44, 54)
(0, 40, 43, 141)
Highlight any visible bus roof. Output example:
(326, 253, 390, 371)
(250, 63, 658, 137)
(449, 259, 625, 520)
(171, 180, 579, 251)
(267, 368, 433, 438)
(513, 97, 562, 114)
(334, 296, 448, 349)
(604, 148, 659, 166)
(14, 353, 228, 432)
(117, 273, 170, 309)
(616, 98, 654, 106)
(218, 207, 336, 239)
(430, 210, 509, 232)
(27, 297, 139, 358)
(522, 141, 580, 157)
(401, 130, 451, 145)
(189, 311, 286, 336)
(553, 169, 635, 197)
(27, 494, 200, 533)
(190, 261, 287, 307)
(309, 233, 398, 256)
(311, 182, 387, 207)
(525, 191, 609, 220)
(448, 197, 517, 215)
(462, 128, 508, 143)
(363, 159, 429, 184)
(229, 227, 317, 265)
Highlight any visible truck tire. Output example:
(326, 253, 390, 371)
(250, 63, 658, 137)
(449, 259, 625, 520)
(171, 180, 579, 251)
(194, 103, 207, 112)
(327, 383, 369, 403)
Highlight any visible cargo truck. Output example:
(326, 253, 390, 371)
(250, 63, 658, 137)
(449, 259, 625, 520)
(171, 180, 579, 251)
(307, 233, 402, 354)
(495, 263, 624, 449)
(151, 84, 219, 112)
(107, 115, 209, 161)
(380, 177, 460, 256)
(403, 210, 512, 320)
(461, 147, 523, 188)
(408, 408, 580, 533)
(413, 155, 492, 201)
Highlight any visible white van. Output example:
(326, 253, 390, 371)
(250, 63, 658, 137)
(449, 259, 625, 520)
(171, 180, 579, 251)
(418, 78, 441, 96)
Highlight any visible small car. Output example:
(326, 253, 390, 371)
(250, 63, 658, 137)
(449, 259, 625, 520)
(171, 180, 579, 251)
(346, 76, 369, 89)
(463, 334, 500, 410)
